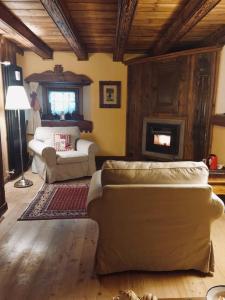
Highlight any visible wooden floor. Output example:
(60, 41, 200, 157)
(0, 170, 225, 300)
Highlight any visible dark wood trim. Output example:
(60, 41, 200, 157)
(203, 25, 225, 46)
(25, 65, 92, 85)
(0, 202, 8, 217)
(124, 46, 222, 65)
(0, 36, 22, 64)
(99, 81, 121, 108)
(211, 114, 225, 127)
(0, 129, 7, 217)
(40, 0, 88, 60)
(151, 0, 221, 56)
(41, 83, 83, 116)
(113, 0, 138, 61)
(0, 2, 53, 59)
(208, 50, 221, 155)
(41, 120, 93, 133)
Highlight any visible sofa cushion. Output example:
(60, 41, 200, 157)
(101, 160, 209, 186)
(56, 151, 88, 164)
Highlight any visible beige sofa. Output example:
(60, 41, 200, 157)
(87, 160, 224, 275)
(29, 126, 97, 183)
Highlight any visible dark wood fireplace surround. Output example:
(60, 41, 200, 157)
(125, 47, 221, 161)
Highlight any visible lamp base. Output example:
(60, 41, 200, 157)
(14, 178, 33, 188)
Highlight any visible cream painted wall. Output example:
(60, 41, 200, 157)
(211, 47, 225, 164)
(0, 66, 9, 179)
(17, 52, 127, 156)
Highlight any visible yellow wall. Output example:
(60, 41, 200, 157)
(0, 66, 9, 179)
(17, 52, 127, 156)
(211, 47, 225, 164)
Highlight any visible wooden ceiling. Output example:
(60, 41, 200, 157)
(0, 0, 225, 61)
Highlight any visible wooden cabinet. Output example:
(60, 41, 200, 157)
(0, 132, 7, 217)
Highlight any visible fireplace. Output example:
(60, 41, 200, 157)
(142, 118, 185, 160)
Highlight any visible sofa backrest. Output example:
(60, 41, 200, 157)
(34, 126, 80, 148)
(101, 160, 209, 186)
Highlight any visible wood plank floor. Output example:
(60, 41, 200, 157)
(0, 170, 225, 300)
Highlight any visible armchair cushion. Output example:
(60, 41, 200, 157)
(34, 126, 80, 148)
(56, 151, 88, 164)
(101, 160, 208, 186)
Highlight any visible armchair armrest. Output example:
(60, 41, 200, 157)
(28, 139, 56, 166)
(209, 192, 224, 220)
(76, 139, 97, 155)
(87, 170, 103, 221)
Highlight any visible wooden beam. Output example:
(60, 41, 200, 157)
(40, 0, 88, 61)
(152, 0, 221, 56)
(0, 36, 24, 64)
(203, 25, 225, 46)
(113, 0, 138, 61)
(0, 2, 53, 59)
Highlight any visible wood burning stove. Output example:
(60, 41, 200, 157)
(142, 118, 185, 160)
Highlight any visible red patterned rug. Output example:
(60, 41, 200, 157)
(18, 183, 89, 220)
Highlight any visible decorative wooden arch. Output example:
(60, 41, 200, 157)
(24, 64, 93, 85)
(25, 65, 93, 132)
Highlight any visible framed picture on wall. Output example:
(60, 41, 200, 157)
(99, 81, 121, 108)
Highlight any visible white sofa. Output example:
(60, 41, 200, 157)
(28, 126, 97, 183)
(87, 160, 224, 275)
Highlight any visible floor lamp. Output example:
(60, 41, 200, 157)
(5, 85, 33, 188)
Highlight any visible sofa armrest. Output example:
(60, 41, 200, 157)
(209, 192, 224, 220)
(28, 139, 56, 166)
(86, 170, 103, 220)
(76, 139, 97, 155)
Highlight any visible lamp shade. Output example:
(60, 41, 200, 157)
(5, 85, 31, 110)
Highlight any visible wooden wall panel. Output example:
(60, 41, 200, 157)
(126, 49, 220, 161)
(126, 63, 144, 159)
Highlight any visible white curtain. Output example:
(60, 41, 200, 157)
(27, 82, 42, 134)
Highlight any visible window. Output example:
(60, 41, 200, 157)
(42, 84, 83, 120)
(48, 90, 77, 115)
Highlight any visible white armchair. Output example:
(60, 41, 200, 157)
(28, 126, 97, 183)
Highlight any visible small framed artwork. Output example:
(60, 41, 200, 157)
(99, 81, 121, 108)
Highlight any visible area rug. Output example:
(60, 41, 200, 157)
(18, 183, 89, 221)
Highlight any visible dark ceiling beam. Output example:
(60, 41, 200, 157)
(0, 2, 53, 59)
(203, 25, 225, 46)
(113, 0, 138, 61)
(152, 0, 221, 56)
(40, 0, 88, 61)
